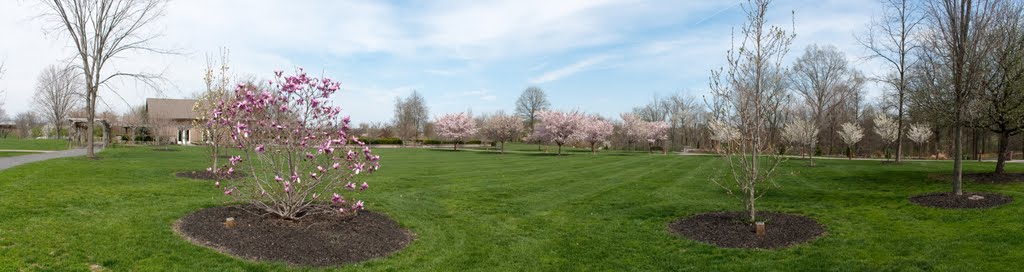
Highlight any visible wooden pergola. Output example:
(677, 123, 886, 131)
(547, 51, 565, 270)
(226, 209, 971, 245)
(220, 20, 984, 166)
(67, 118, 112, 146)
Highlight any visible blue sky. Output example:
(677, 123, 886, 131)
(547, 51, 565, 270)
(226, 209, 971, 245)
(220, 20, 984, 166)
(0, 0, 885, 124)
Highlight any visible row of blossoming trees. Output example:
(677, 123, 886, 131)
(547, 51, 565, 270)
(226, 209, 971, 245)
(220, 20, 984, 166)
(433, 110, 667, 155)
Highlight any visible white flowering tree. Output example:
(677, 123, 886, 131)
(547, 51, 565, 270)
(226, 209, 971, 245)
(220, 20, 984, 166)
(479, 113, 522, 153)
(838, 122, 864, 160)
(708, 118, 740, 154)
(436, 112, 478, 151)
(781, 117, 819, 165)
(874, 113, 900, 161)
(907, 123, 933, 158)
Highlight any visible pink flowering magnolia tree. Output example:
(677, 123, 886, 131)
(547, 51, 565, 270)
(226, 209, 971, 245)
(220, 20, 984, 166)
(436, 112, 478, 151)
(579, 115, 613, 154)
(210, 69, 381, 220)
(480, 113, 523, 153)
(532, 110, 585, 155)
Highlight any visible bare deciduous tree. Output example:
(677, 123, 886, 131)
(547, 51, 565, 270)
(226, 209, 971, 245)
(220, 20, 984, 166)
(14, 112, 43, 138)
(39, 0, 170, 158)
(790, 44, 860, 154)
(392, 90, 428, 145)
(858, 0, 923, 163)
(515, 86, 550, 132)
(921, 0, 1002, 195)
(33, 64, 82, 139)
(707, 0, 795, 223)
(976, 0, 1024, 174)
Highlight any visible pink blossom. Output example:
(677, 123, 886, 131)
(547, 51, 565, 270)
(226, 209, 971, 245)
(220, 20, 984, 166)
(353, 200, 364, 210)
(255, 144, 265, 153)
(345, 182, 356, 191)
(435, 112, 478, 151)
(332, 193, 342, 204)
(360, 182, 369, 191)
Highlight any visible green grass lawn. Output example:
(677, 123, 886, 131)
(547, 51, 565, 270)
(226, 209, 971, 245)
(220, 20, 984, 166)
(0, 138, 71, 151)
(0, 146, 1022, 271)
(0, 151, 43, 158)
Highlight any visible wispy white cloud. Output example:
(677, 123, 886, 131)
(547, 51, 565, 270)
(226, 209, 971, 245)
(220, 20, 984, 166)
(530, 55, 613, 84)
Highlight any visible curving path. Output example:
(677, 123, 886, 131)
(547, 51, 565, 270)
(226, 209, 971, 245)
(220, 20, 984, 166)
(0, 146, 103, 171)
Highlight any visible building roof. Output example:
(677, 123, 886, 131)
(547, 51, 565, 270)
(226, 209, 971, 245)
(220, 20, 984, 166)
(146, 98, 199, 120)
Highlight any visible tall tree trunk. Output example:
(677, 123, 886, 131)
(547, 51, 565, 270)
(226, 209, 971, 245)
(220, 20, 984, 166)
(996, 131, 1010, 174)
(896, 90, 904, 163)
(86, 90, 96, 158)
(953, 124, 964, 196)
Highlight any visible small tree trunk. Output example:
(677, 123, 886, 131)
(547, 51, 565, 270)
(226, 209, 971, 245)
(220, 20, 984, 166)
(995, 131, 1010, 174)
(453, 142, 458, 151)
(591, 142, 597, 154)
(557, 144, 562, 155)
(500, 141, 505, 154)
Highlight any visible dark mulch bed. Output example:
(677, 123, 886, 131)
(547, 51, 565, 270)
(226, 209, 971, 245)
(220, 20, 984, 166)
(175, 205, 411, 267)
(668, 211, 825, 249)
(909, 192, 1013, 209)
(175, 170, 244, 180)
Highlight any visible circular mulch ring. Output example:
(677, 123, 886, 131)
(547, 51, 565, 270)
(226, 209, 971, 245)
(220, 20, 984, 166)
(909, 192, 1013, 209)
(175, 171, 244, 180)
(668, 211, 825, 249)
(175, 205, 412, 266)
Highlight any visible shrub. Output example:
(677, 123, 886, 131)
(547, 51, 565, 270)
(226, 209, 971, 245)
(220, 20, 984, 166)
(210, 69, 380, 220)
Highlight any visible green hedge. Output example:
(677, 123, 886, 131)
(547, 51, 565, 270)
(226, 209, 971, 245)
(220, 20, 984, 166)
(364, 138, 403, 145)
(418, 139, 483, 145)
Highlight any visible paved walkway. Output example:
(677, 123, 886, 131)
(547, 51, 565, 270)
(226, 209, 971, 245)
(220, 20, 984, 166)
(0, 149, 56, 153)
(0, 146, 103, 171)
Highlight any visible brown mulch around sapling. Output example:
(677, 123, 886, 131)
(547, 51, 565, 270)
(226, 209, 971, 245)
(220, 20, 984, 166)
(175, 170, 245, 180)
(175, 205, 411, 267)
(909, 192, 1013, 209)
(668, 211, 825, 249)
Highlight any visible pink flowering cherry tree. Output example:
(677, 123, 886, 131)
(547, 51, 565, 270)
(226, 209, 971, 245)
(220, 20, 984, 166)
(533, 110, 585, 155)
(480, 113, 523, 153)
(579, 115, 613, 154)
(210, 69, 380, 220)
(622, 113, 669, 154)
(436, 112, 478, 151)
